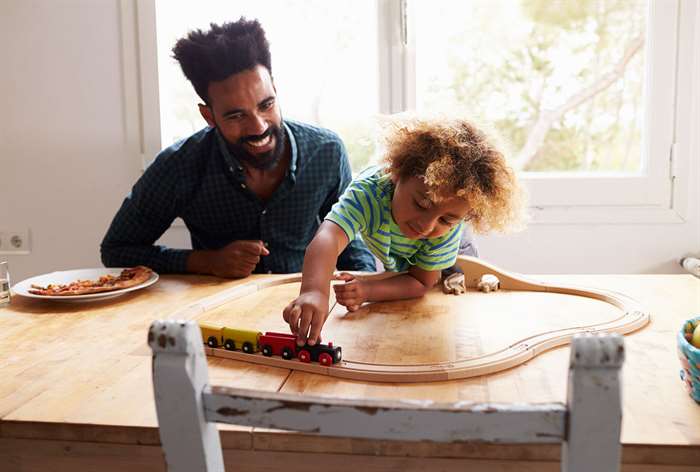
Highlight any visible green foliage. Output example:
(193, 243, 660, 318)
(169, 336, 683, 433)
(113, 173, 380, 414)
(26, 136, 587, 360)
(521, 0, 597, 29)
(433, 0, 647, 172)
(527, 125, 585, 171)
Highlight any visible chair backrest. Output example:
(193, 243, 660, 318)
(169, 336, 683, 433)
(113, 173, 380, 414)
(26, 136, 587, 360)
(148, 320, 624, 472)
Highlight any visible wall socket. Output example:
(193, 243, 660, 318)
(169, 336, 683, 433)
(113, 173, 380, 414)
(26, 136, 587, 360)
(0, 229, 31, 255)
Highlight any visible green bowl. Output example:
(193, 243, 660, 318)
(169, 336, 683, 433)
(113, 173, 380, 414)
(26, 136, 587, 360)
(677, 315, 700, 403)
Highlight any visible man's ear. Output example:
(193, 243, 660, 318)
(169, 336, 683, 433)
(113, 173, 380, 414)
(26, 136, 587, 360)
(198, 103, 216, 127)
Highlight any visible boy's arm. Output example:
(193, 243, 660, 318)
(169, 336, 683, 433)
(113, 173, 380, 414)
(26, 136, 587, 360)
(365, 266, 441, 301)
(320, 141, 376, 272)
(334, 266, 441, 309)
(284, 221, 349, 345)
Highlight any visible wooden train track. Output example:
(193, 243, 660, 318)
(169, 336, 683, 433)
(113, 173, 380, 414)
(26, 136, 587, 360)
(171, 256, 650, 382)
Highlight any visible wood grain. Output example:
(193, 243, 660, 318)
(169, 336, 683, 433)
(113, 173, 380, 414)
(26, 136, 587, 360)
(0, 266, 698, 470)
(198, 257, 649, 381)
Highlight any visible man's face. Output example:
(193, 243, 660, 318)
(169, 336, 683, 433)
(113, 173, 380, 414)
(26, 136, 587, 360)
(391, 176, 472, 240)
(199, 65, 285, 170)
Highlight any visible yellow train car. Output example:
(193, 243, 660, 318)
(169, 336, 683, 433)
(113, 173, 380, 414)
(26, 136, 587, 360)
(221, 327, 261, 353)
(198, 322, 261, 353)
(199, 322, 224, 348)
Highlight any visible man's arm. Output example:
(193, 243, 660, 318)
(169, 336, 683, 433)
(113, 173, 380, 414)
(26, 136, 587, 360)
(320, 141, 376, 272)
(100, 157, 188, 273)
(101, 160, 269, 277)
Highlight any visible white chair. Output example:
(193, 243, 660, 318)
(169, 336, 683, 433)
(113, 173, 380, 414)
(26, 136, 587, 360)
(148, 320, 624, 472)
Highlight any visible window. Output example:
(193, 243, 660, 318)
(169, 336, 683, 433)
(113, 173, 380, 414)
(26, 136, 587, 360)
(155, 0, 380, 171)
(407, 0, 676, 207)
(127, 0, 693, 221)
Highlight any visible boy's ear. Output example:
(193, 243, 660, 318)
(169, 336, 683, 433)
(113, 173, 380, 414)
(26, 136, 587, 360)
(198, 104, 216, 127)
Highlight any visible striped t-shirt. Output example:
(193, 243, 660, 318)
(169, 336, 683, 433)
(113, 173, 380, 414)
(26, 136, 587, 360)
(326, 167, 463, 272)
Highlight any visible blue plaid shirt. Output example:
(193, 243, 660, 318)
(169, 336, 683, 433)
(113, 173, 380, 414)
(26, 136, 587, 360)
(101, 120, 376, 274)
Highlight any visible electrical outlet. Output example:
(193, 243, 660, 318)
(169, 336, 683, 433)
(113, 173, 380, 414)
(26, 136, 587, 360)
(0, 229, 31, 255)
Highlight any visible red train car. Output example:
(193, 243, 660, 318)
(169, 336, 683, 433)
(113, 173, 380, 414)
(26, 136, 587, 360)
(258, 332, 297, 360)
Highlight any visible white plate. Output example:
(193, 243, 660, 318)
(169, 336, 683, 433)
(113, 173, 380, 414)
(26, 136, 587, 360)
(12, 268, 159, 301)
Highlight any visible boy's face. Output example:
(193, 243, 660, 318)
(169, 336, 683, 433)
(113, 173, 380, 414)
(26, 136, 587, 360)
(391, 176, 472, 240)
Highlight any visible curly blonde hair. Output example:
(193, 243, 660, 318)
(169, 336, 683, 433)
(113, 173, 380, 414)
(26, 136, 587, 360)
(383, 117, 525, 233)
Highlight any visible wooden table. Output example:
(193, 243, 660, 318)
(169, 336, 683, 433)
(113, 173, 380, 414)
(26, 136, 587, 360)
(1, 273, 698, 471)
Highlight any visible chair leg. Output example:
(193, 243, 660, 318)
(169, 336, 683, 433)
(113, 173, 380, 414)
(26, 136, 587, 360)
(149, 320, 225, 472)
(562, 333, 624, 472)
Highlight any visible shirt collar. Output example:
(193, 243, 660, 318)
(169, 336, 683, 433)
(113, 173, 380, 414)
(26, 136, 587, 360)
(283, 121, 298, 183)
(214, 122, 298, 183)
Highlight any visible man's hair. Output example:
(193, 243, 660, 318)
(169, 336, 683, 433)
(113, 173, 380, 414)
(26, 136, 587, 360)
(383, 117, 526, 234)
(172, 18, 272, 103)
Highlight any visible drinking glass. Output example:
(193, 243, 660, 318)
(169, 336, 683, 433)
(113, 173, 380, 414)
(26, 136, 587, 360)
(0, 261, 10, 306)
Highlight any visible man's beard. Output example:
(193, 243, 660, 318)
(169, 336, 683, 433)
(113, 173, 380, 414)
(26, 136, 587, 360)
(225, 122, 286, 171)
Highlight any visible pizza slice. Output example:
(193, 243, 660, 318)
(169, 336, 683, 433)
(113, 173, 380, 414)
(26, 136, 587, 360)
(29, 266, 153, 296)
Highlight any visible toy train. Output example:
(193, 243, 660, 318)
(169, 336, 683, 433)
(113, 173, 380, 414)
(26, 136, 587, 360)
(199, 323, 342, 366)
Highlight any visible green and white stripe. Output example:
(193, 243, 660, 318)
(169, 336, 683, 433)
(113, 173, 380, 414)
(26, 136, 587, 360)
(326, 167, 463, 272)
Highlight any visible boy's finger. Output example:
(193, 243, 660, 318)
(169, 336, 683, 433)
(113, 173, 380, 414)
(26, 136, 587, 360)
(308, 315, 324, 346)
(333, 272, 355, 282)
(282, 303, 293, 322)
(333, 284, 347, 294)
(297, 309, 313, 346)
(287, 305, 301, 334)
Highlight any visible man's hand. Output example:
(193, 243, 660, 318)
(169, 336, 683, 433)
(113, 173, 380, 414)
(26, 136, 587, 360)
(283, 290, 328, 346)
(187, 240, 269, 278)
(332, 272, 367, 312)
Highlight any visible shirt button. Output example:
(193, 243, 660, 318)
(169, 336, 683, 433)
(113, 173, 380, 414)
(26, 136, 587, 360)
(229, 166, 234, 173)
(237, 166, 243, 171)
(263, 241, 269, 247)
(240, 183, 246, 189)
(261, 209, 267, 215)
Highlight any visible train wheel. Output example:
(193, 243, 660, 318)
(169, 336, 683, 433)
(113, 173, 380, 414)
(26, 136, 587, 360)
(319, 353, 332, 366)
(224, 339, 235, 351)
(242, 342, 254, 354)
(207, 336, 218, 348)
(262, 345, 273, 357)
(282, 347, 294, 360)
(298, 349, 311, 363)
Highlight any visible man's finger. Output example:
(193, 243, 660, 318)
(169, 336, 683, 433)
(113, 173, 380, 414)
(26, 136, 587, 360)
(238, 240, 269, 256)
(235, 254, 261, 266)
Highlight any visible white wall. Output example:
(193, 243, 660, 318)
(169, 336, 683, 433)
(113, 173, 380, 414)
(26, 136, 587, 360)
(1, 0, 698, 282)
(1, 0, 142, 282)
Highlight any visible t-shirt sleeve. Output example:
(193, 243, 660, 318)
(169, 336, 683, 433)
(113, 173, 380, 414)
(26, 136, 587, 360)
(413, 223, 464, 271)
(325, 177, 377, 243)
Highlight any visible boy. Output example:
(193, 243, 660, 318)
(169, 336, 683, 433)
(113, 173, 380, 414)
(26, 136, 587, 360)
(283, 117, 524, 346)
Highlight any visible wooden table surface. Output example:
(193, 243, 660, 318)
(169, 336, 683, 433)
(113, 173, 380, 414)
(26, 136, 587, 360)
(1, 272, 698, 472)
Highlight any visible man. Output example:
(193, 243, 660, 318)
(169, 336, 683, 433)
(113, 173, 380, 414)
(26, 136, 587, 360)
(101, 19, 375, 277)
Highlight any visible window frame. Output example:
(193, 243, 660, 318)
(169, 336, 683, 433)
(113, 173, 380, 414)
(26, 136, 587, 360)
(123, 0, 696, 225)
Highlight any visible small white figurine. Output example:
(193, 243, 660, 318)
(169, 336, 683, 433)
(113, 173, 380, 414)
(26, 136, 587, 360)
(442, 272, 466, 295)
(477, 274, 500, 293)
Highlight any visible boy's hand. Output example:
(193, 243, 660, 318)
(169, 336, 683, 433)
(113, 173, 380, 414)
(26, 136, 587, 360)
(333, 272, 367, 312)
(283, 290, 328, 346)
